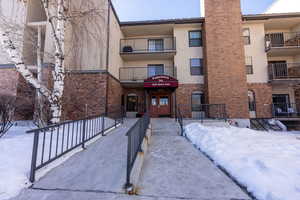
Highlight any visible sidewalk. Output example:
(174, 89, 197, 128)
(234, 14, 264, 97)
(11, 119, 137, 200)
(136, 118, 251, 200)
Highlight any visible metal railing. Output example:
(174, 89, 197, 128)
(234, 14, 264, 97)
(265, 32, 300, 51)
(272, 103, 300, 118)
(28, 109, 125, 182)
(119, 66, 176, 81)
(268, 63, 300, 80)
(125, 113, 150, 189)
(175, 106, 184, 136)
(120, 37, 176, 54)
(176, 104, 227, 122)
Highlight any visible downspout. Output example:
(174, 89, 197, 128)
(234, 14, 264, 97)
(105, 0, 111, 114)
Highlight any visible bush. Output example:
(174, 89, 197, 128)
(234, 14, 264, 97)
(0, 95, 15, 138)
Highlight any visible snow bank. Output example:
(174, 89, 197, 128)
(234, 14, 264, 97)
(0, 122, 35, 200)
(185, 123, 300, 200)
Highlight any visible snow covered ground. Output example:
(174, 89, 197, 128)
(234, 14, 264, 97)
(0, 122, 36, 200)
(185, 123, 300, 200)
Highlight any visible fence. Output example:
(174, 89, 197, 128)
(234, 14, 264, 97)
(268, 63, 300, 80)
(176, 106, 184, 136)
(125, 113, 150, 189)
(176, 104, 227, 122)
(265, 32, 300, 50)
(272, 103, 300, 118)
(28, 109, 125, 182)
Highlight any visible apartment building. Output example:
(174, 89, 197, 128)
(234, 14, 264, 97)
(0, 0, 300, 127)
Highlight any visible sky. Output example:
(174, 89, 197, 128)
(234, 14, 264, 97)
(111, 0, 276, 22)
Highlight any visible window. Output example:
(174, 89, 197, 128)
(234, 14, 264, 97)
(189, 31, 202, 47)
(148, 39, 164, 51)
(126, 94, 138, 112)
(159, 97, 169, 106)
(191, 92, 205, 112)
(148, 64, 164, 77)
(190, 58, 203, 75)
(248, 90, 256, 112)
(245, 56, 253, 75)
(243, 28, 251, 45)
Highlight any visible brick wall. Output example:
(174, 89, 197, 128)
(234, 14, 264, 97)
(62, 72, 107, 120)
(0, 68, 18, 96)
(176, 84, 205, 117)
(15, 74, 36, 120)
(107, 74, 123, 113)
(248, 83, 273, 118)
(204, 0, 249, 119)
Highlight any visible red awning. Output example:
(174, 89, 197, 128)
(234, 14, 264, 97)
(144, 75, 178, 88)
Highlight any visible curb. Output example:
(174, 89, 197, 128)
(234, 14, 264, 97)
(126, 124, 152, 194)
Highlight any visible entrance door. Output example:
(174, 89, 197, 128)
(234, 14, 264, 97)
(150, 95, 171, 117)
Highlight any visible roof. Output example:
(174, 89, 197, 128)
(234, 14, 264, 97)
(118, 13, 300, 27)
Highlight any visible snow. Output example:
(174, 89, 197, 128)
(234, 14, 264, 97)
(0, 122, 35, 200)
(185, 123, 300, 200)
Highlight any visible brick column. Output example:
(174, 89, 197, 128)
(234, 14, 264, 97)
(204, 0, 249, 119)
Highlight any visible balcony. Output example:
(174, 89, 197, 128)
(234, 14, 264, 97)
(120, 37, 176, 60)
(119, 66, 176, 84)
(272, 103, 300, 119)
(268, 63, 300, 83)
(265, 32, 300, 56)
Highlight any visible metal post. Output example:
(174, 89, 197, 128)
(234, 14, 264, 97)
(30, 131, 39, 182)
(101, 116, 105, 136)
(125, 132, 132, 189)
(82, 119, 86, 149)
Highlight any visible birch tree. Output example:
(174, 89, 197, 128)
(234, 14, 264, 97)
(0, 0, 108, 124)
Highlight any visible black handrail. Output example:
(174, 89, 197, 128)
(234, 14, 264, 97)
(125, 113, 150, 189)
(28, 108, 125, 183)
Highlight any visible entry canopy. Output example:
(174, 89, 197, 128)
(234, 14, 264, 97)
(144, 75, 178, 88)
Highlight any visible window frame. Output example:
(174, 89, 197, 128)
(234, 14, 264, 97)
(190, 58, 204, 76)
(248, 90, 256, 112)
(148, 39, 164, 52)
(245, 56, 253, 75)
(243, 28, 251, 45)
(189, 30, 202, 47)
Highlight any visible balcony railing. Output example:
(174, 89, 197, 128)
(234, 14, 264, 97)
(268, 63, 300, 80)
(120, 37, 176, 54)
(119, 66, 176, 82)
(265, 32, 300, 51)
(272, 103, 300, 118)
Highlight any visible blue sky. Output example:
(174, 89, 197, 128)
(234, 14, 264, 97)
(111, 0, 276, 21)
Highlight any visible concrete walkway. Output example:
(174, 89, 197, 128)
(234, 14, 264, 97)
(11, 119, 138, 200)
(137, 118, 251, 200)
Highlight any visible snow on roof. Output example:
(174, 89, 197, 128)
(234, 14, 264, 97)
(265, 0, 300, 14)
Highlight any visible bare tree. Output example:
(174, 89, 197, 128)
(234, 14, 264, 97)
(0, 0, 108, 125)
(0, 95, 15, 138)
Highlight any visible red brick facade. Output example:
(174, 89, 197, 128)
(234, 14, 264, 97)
(0, 68, 18, 96)
(248, 83, 273, 118)
(176, 84, 205, 117)
(107, 74, 123, 113)
(204, 0, 249, 119)
(62, 72, 107, 120)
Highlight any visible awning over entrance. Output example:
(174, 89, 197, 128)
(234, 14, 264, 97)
(144, 75, 178, 88)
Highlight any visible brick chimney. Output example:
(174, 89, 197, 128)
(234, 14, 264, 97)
(204, 0, 249, 120)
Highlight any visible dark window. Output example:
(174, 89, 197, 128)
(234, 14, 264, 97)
(126, 95, 138, 112)
(272, 94, 291, 116)
(245, 56, 253, 75)
(248, 90, 256, 112)
(189, 31, 202, 47)
(148, 64, 164, 77)
(191, 92, 205, 112)
(243, 28, 251, 45)
(148, 39, 164, 51)
(190, 58, 203, 75)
